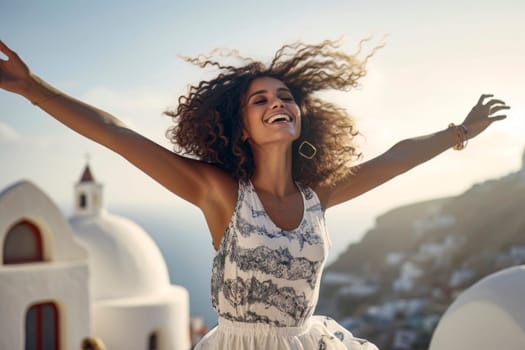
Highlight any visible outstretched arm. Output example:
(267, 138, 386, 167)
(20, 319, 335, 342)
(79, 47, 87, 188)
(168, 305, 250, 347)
(0, 40, 234, 210)
(319, 94, 510, 208)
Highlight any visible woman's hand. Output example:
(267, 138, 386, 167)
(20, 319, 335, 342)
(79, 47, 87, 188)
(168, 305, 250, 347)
(462, 94, 510, 140)
(0, 40, 33, 96)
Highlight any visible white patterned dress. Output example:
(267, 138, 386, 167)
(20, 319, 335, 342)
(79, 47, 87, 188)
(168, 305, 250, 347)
(195, 181, 378, 349)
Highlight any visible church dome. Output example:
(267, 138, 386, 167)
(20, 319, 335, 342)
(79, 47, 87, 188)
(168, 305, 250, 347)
(69, 164, 170, 300)
(70, 212, 170, 300)
(429, 265, 525, 349)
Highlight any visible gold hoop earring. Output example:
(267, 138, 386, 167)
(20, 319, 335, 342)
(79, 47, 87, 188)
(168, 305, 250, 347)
(298, 141, 317, 159)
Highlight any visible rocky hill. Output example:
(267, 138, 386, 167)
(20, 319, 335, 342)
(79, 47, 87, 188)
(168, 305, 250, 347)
(318, 151, 525, 349)
(329, 172, 525, 276)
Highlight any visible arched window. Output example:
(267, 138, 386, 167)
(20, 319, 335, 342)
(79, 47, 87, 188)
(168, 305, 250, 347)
(148, 331, 159, 350)
(25, 302, 60, 350)
(3, 220, 43, 264)
(79, 193, 87, 209)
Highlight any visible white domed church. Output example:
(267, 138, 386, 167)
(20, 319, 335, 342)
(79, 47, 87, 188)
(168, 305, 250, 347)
(0, 164, 190, 350)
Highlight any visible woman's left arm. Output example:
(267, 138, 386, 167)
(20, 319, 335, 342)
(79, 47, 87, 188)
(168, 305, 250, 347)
(321, 94, 510, 208)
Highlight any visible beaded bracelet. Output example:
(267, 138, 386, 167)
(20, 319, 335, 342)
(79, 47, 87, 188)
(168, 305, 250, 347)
(448, 123, 468, 150)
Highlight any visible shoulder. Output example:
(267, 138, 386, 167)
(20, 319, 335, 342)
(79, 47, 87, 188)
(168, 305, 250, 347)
(203, 167, 238, 206)
(199, 169, 239, 250)
(310, 184, 331, 210)
(311, 167, 355, 209)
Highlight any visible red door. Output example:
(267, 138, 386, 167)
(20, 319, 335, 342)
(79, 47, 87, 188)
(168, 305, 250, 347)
(25, 302, 60, 350)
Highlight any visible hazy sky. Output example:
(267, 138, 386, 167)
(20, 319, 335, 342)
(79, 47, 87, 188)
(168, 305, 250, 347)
(1, 0, 524, 261)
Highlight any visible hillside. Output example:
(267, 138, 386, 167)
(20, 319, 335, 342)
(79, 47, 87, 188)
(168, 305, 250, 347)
(318, 153, 525, 350)
(329, 172, 525, 276)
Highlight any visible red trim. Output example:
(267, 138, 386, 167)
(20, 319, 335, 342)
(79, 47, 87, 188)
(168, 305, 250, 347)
(26, 302, 60, 350)
(52, 303, 60, 350)
(36, 305, 42, 350)
(3, 219, 44, 264)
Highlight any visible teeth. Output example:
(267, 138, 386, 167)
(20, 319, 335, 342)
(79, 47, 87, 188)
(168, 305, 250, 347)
(267, 114, 292, 123)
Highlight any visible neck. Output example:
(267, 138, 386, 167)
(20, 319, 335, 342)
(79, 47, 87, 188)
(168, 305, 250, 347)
(250, 143, 296, 198)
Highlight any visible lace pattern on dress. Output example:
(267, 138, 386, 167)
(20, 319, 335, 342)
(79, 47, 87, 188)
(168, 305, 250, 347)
(211, 181, 328, 325)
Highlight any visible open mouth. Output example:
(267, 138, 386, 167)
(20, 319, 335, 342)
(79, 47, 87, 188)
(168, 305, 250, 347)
(265, 114, 293, 124)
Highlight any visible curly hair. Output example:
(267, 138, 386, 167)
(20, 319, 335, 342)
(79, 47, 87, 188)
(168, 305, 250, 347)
(165, 39, 380, 187)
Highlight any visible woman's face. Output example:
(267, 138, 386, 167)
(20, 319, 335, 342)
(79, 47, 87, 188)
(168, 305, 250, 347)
(241, 76, 301, 146)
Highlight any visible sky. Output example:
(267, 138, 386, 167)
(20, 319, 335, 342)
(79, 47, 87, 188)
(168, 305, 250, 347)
(1, 0, 524, 262)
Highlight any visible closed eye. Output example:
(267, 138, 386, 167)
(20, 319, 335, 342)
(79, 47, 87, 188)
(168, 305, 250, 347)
(250, 94, 295, 106)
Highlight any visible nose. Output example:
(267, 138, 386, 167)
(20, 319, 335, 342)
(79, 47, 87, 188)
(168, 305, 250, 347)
(270, 97, 285, 109)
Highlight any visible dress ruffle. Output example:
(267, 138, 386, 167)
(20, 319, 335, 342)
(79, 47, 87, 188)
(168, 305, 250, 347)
(194, 316, 378, 350)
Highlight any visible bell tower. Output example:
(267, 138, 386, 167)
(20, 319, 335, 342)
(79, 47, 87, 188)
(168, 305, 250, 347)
(74, 160, 104, 217)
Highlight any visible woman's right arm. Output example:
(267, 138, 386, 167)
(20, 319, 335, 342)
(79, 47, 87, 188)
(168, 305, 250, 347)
(0, 40, 234, 210)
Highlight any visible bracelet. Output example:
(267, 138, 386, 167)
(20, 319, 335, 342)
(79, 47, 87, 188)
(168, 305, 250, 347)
(31, 92, 61, 107)
(448, 123, 468, 150)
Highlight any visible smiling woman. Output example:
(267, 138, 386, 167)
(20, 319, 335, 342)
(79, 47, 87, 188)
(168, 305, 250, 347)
(165, 40, 370, 188)
(0, 35, 509, 350)
(240, 77, 302, 149)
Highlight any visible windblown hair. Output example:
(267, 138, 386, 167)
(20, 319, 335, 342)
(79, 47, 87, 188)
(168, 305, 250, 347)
(165, 39, 380, 187)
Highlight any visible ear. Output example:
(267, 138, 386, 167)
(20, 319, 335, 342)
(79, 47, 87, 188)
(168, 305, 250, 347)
(241, 128, 249, 142)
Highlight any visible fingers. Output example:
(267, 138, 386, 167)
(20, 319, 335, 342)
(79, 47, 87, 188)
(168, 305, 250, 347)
(476, 94, 510, 114)
(489, 115, 507, 122)
(0, 40, 10, 55)
(476, 94, 508, 107)
(477, 94, 494, 105)
(485, 99, 506, 107)
(490, 105, 510, 114)
(0, 40, 16, 60)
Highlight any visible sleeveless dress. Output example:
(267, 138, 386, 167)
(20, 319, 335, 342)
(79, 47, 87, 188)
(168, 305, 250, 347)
(195, 181, 378, 349)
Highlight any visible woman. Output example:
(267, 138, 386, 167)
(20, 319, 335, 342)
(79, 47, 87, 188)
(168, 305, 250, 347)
(0, 39, 509, 349)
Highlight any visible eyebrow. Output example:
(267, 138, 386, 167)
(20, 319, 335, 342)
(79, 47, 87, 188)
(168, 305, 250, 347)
(246, 87, 292, 102)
